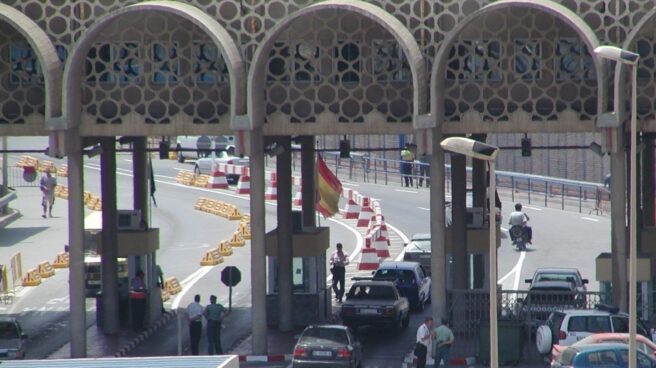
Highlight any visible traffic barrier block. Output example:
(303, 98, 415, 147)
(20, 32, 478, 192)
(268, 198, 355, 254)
(293, 185, 302, 206)
(52, 252, 69, 268)
(37, 261, 55, 278)
(57, 165, 68, 177)
(161, 288, 171, 302)
(372, 233, 390, 258)
(227, 205, 242, 220)
(194, 197, 208, 211)
(193, 174, 209, 188)
(86, 196, 99, 210)
(38, 160, 57, 173)
(342, 197, 360, 219)
(356, 247, 379, 271)
(163, 277, 182, 295)
(168, 151, 177, 160)
(93, 198, 102, 211)
(200, 248, 224, 266)
(229, 232, 245, 247)
(22, 268, 42, 287)
(357, 197, 374, 227)
(264, 179, 278, 200)
(83, 191, 92, 204)
(238, 222, 251, 240)
(218, 240, 233, 257)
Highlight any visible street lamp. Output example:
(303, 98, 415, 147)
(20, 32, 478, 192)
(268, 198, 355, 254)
(440, 137, 499, 368)
(595, 45, 640, 368)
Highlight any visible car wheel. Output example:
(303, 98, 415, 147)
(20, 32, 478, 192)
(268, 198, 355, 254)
(194, 165, 201, 175)
(535, 325, 552, 355)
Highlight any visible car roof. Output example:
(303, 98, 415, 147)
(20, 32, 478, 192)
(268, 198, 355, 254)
(351, 280, 398, 287)
(305, 324, 349, 331)
(558, 309, 627, 317)
(571, 342, 631, 352)
(574, 333, 653, 346)
(410, 233, 430, 241)
(378, 261, 420, 270)
(0, 316, 17, 323)
(534, 268, 580, 275)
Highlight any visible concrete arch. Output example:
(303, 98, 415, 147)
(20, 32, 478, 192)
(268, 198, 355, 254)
(247, 0, 427, 131)
(431, 0, 605, 129)
(62, 1, 245, 131)
(0, 4, 61, 122)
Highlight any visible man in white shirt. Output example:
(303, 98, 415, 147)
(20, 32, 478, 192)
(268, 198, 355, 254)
(508, 203, 532, 244)
(415, 316, 433, 368)
(39, 171, 57, 218)
(186, 294, 203, 355)
(329, 243, 349, 303)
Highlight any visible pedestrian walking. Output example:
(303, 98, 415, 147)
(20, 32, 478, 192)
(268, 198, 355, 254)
(415, 316, 433, 368)
(419, 153, 430, 188)
(329, 243, 349, 303)
(433, 318, 454, 368)
(39, 171, 57, 218)
(401, 143, 415, 187)
(186, 294, 203, 355)
(204, 294, 227, 355)
(129, 270, 147, 331)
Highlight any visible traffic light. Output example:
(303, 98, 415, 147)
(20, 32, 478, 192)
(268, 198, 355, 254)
(521, 137, 532, 157)
(339, 138, 350, 158)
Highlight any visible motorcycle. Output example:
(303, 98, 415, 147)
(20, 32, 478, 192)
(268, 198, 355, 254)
(510, 225, 527, 251)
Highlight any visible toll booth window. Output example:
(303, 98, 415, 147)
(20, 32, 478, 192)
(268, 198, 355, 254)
(272, 258, 310, 293)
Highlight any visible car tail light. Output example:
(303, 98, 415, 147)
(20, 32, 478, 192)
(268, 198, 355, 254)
(293, 347, 307, 358)
(337, 347, 352, 358)
(227, 159, 233, 164)
(558, 330, 566, 340)
(382, 307, 395, 316)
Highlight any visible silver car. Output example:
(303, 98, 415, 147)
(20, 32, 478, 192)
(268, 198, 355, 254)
(292, 325, 362, 368)
(193, 146, 249, 184)
(0, 317, 27, 360)
(402, 233, 431, 274)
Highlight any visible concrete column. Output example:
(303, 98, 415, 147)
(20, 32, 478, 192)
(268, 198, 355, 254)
(451, 153, 467, 289)
(1, 137, 7, 214)
(249, 129, 267, 354)
(643, 137, 655, 228)
(100, 138, 119, 334)
(610, 130, 628, 312)
(66, 128, 86, 357)
(133, 138, 148, 221)
(431, 128, 447, 320)
(276, 137, 293, 331)
(471, 134, 487, 209)
(301, 136, 316, 227)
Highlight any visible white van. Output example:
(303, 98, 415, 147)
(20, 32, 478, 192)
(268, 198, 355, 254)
(175, 135, 235, 162)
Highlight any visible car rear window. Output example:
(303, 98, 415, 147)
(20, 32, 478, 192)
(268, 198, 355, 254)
(585, 350, 618, 365)
(301, 327, 348, 345)
(374, 269, 415, 284)
(0, 322, 18, 339)
(347, 285, 396, 300)
(409, 240, 431, 252)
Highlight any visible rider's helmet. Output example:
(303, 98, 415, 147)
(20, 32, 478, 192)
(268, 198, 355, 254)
(515, 203, 522, 211)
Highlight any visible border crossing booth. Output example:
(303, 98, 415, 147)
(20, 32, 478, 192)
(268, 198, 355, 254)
(596, 252, 653, 321)
(265, 222, 330, 327)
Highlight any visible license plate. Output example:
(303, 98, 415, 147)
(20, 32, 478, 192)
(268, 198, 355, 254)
(359, 308, 379, 314)
(312, 351, 332, 357)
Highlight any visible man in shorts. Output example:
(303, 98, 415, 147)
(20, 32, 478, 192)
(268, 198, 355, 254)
(39, 171, 57, 218)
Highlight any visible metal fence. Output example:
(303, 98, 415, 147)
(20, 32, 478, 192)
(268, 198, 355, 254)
(4, 166, 40, 188)
(447, 289, 616, 363)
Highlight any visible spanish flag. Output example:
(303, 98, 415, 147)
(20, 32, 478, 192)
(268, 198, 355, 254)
(316, 155, 343, 218)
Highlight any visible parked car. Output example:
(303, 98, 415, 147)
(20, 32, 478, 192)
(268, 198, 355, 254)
(551, 333, 656, 365)
(526, 268, 589, 295)
(402, 234, 431, 274)
(175, 135, 235, 162)
(552, 342, 656, 367)
(372, 261, 431, 311)
(292, 325, 362, 368)
(536, 304, 652, 355)
(0, 317, 27, 360)
(194, 146, 249, 184)
(339, 279, 410, 330)
(519, 279, 585, 327)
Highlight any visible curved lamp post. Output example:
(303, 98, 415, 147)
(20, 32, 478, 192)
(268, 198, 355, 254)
(594, 45, 640, 368)
(440, 137, 499, 368)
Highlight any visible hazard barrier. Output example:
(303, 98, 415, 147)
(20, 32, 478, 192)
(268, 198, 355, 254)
(38, 261, 55, 278)
(16, 156, 39, 169)
(56, 165, 68, 177)
(238, 222, 251, 240)
(175, 171, 195, 186)
(218, 240, 233, 256)
(356, 197, 373, 227)
(168, 151, 177, 160)
(52, 252, 69, 269)
(229, 232, 245, 247)
(86, 196, 99, 211)
(200, 248, 224, 266)
(194, 197, 242, 220)
(194, 197, 208, 210)
(372, 232, 390, 258)
(235, 175, 250, 194)
(207, 164, 229, 189)
(193, 174, 209, 188)
(83, 191, 92, 204)
(356, 247, 379, 271)
(293, 185, 302, 206)
(161, 288, 171, 302)
(264, 178, 278, 200)
(38, 160, 57, 173)
(163, 277, 182, 295)
(22, 268, 42, 287)
(342, 191, 360, 219)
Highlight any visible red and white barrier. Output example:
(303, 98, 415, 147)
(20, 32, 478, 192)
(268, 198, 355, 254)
(235, 175, 251, 194)
(293, 186, 303, 206)
(372, 232, 390, 258)
(265, 177, 278, 200)
(356, 247, 379, 271)
(342, 191, 360, 219)
(357, 197, 373, 228)
(206, 164, 229, 189)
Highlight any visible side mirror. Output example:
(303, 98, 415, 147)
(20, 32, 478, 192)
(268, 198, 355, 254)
(403, 242, 408, 247)
(525, 279, 532, 284)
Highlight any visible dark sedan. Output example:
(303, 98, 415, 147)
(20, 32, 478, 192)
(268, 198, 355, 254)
(292, 325, 362, 368)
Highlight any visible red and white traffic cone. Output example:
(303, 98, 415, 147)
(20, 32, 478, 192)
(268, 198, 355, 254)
(265, 179, 278, 200)
(373, 231, 390, 258)
(206, 164, 229, 189)
(235, 175, 251, 194)
(293, 185, 303, 206)
(356, 247, 380, 271)
(357, 197, 373, 228)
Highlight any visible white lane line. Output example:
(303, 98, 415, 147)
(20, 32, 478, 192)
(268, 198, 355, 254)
(395, 189, 417, 194)
(523, 205, 542, 211)
(341, 182, 360, 187)
(498, 251, 527, 289)
(124, 159, 133, 163)
(387, 223, 409, 262)
(171, 266, 214, 309)
(581, 217, 599, 222)
(417, 207, 430, 211)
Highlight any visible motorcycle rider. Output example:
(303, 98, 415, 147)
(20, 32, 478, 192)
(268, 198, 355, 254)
(508, 203, 532, 244)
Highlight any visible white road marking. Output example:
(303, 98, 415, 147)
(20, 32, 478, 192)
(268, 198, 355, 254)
(417, 207, 430, 211)
(395, 189, 417, 194)
(498, 251, 527, 290)
(580, 217, 599, 222)
(124, 159, 133, 163)
(171, 266, 214, 310)
(387, 223, 409, 262)
(341, 182, 359, 187)
(523, 205, 542, 211)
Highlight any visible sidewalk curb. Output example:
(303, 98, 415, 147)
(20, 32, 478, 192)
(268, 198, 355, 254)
(114, 310, 177, 357)
(403, 353, 476, 367)
(0, 209, 21, 228)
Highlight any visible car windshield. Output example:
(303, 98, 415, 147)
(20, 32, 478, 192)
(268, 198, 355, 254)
(0, 322, 18, 339)
(409, 240, 431, 252)
(535, 273, 578, 284)
(374, 269, 415, 285)
(347, 285, 396, 300)
(300, 327, 348, 345)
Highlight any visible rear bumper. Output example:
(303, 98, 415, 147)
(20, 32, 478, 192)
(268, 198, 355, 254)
(292, 359, 354, 367)
(341, 314, 397, 327)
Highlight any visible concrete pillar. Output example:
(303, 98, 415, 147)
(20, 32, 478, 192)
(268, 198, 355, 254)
(100, 138, 119, 334)
(610, 130, 628, 312)
(643, 136, 655, 228)
(301, 136, 316, 227)
(249, 129, 267, 354)
(66, 128, 86, 357)
(1, 137, 7, 214)
(451, 153, 467, 289)
(133, 138, 148, 221)
(430, 127, 447, 320)
(276, 137, 293, 331)
(471, 135, 487, 209)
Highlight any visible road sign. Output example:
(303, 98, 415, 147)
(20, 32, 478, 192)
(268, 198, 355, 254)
(221, 266, 241, 287)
